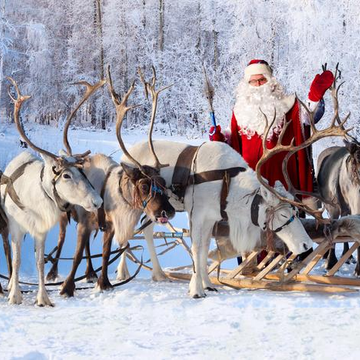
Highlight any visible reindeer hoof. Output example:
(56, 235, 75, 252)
(85, 271, 98, 283)
(46, 269, 59, 282)
(205, 287, 218, 292)
(192, 293, 207, 299)
(151, 271, 169, 282)
(96, 277, 113, 291)
(60, 281, 75, 297)
(345, 255, 357, 265)
(8, 290, 23, 305)
(35, 296, 54, 307)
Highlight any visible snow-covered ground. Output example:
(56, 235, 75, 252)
(1, 124, 360, 360)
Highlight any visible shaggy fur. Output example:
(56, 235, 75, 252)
(58, 153, 175, 296)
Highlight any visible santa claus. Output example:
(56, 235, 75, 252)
(210, 59, 334, 195)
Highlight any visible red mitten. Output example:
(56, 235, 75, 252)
(308, 70, 334, 102)
(209, 125, 225, 142)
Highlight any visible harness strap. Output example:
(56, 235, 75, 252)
(40, 166, 71, 212)
(189, 166, 246, 185)
(98, 164, 118, 231)
(171, 145, 199, 200)
(3, 160, 36, 210)
(220, 171, 231, 221)
(251, 193, 263, 228)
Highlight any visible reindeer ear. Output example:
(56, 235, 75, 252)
(82, 156, 91, 169)
(260, 186, 274, 203)
(40, 153, 57, 166)
(121, 163, 141, 181)
(344, 140, 357, 155)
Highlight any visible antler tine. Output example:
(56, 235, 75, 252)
(138, 66, 172, 169)
(106, 65, 144, 171)
(63, 79, 106, 156)
(7, 77, 59, 161)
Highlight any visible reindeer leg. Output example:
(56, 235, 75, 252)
(1, 227, 12, 278)
(326, 245, 338, 270)
(35, 235, 53, 307)
(97, 229, 114, 291)
(84, 239, 98, 283)
(188, 216, 210, 299)
(47, 213, 68, 282)
(143, 222, 168, 281)
(116, 251, 130, 281)
(354, 247, 360, 277)
(60, 223, 90, 297)
(200, 223, 217, 292)
(343, 242, 356, 264)
(8, 232, 23, 305)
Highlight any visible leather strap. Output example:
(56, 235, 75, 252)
(189, 167, 246, 185)
(220, 171, 231, 220)
(98, 164, 118, 231)
(251, 193, 263, 228)
(3, 160, 36, 210)
(171, 145, 199, 200)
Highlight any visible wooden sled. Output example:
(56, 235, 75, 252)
(162, 217, 360, 294)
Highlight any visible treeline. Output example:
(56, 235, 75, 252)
(1, 0, 359, 138)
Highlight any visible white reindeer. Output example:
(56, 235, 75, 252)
(119, 87, 349, 298)
(121, 140, 313, 297)
(0, 78, 103, 306)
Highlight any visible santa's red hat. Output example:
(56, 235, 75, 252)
(244, 59, 272, 81)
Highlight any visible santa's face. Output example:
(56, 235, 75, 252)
(233, 75, 295, 139)
(248, 74, 268, 87)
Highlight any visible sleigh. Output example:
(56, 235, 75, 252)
(124, 217, 360, 294)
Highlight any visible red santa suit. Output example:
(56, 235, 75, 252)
(210, 59, 333, 197)
(230, 98, 313, 193)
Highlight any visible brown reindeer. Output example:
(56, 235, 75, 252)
(58, 66, 175, 297)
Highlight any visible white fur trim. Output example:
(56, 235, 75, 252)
(244, 63, 272, 81)
(282, 94, 296, 112)
(301, 99, 319, 125)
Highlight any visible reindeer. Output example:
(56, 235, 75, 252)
(0, 78, 103, 306)
(45, 80, 108, 284)
(118, 67, 350, 298)
(316, 140, 360, 272)
(314, 65, 360, 272)
(57, 66, 175, 297)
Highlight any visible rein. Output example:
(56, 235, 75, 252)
(2, 160, 36, 210)
(250, 191, 298, 250)
(0, 244, 144, 293)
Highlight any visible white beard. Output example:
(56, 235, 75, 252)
(233, 77, 295, 140)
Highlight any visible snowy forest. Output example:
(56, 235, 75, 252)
(1, 0, 360, 138)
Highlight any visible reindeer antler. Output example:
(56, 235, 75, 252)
(256, 67, 352, 222)
(63, 79, 106, 157)
(137, 66, 172, 169)
(106, 65, 145, 171)
(7, 77, 61, 161)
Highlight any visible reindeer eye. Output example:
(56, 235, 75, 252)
(63, 173, 71, 179)
(280, 214, 288, 218)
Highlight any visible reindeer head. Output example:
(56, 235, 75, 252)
(40, 154, 103, 213)
(107, 65, 175, 223)
(121, 163, 175, 223)
(258, 182, 313, 255)
(7, 77, 103, 214)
